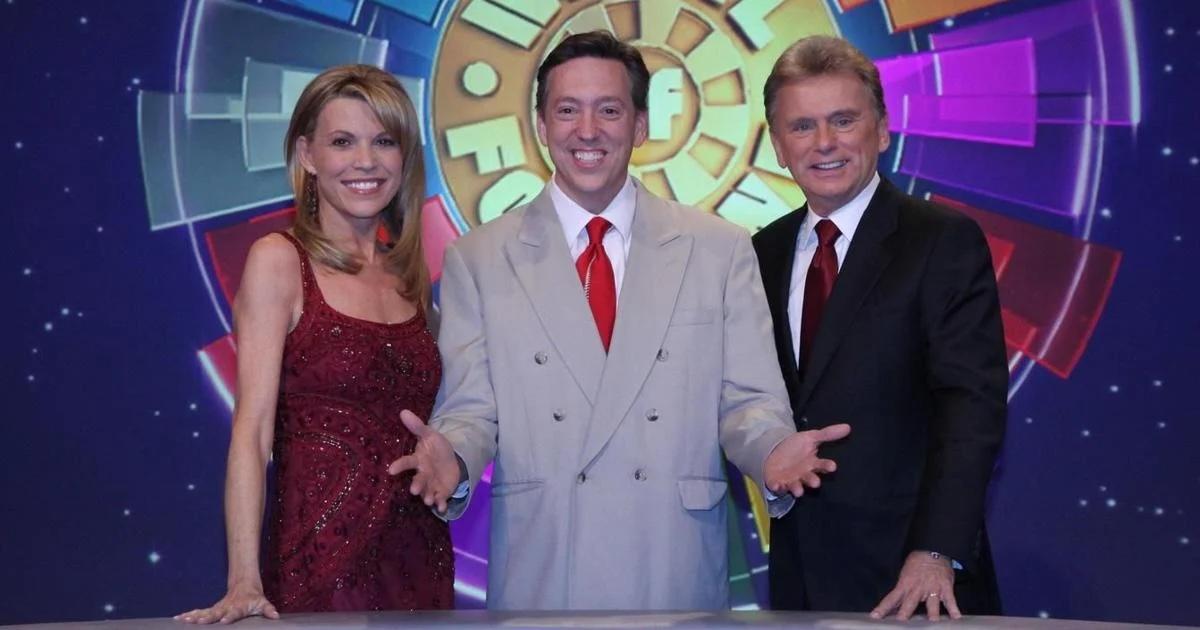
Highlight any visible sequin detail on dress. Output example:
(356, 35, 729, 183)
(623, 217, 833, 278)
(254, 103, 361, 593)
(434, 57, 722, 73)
(262, 232, 452, 612)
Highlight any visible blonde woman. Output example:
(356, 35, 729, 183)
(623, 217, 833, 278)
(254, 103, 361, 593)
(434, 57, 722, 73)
(177, 65, 452, 623)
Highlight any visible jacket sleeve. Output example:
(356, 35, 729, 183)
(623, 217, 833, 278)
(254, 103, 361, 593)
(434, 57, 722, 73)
(908, 214, 1008, 568)
(429, 242, 499, 520)
(715, 228, 797, 514)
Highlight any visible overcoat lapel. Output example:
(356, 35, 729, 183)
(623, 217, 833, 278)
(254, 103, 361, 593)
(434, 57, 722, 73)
(504, 188, 606, 405)
(762, 209, 805, 394)
(579, 185, 691, 466)
(795, 179, 901, 411)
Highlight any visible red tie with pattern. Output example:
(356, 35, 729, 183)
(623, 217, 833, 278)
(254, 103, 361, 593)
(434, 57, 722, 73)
(576, 217, 617, 352)
(799, 218, 841, 370)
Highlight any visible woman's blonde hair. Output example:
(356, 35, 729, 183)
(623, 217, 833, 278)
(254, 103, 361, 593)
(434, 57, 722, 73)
(283, 64, 430, 313)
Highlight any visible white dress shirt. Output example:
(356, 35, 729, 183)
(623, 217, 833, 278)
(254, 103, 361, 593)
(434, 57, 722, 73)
(549, 175, 636, 301)
(788, 172, 880, 365)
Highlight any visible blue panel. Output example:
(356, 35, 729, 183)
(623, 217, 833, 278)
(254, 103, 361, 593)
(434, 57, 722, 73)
(374, 0, 442, 24)
(277, 0, 356, 22)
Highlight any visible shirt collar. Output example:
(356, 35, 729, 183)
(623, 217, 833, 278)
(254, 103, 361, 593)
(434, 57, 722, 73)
(550, 174, 636, 245)
(798, 172, 880, 250)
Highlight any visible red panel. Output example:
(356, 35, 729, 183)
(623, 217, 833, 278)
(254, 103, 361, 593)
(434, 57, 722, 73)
(199, 333, 238, 407)
(985, 233, 1016, 278)
(882, 0, 1009, 31)
(206, 208, 297, 304)
(934, 195, 1121, 378)
(421, 194, 462, 283)
(1001, 307, 1038, 356)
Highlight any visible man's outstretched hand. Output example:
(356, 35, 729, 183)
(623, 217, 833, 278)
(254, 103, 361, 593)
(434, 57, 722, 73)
(763, 423, 851, 497)
(387, 410, 462, 514)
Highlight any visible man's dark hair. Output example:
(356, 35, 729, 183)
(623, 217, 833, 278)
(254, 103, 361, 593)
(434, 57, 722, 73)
(535, 31, 650, 113)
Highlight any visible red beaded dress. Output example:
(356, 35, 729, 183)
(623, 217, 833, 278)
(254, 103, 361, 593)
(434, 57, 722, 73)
(261, 232, 453, 611)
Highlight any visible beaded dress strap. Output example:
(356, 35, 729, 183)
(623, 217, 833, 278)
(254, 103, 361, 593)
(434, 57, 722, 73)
(274, 231, 321, 309)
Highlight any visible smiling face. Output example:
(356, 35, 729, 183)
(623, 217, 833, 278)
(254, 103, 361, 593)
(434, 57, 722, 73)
(536, 56, 648, 213)
(769, 72, 890, 217)
(297, 96, 404, 224)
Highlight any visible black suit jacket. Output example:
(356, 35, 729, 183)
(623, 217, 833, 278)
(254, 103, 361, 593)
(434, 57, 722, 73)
(752, 177, 1006, 613)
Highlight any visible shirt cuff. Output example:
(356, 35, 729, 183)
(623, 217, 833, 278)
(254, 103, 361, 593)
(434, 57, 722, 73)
(449, 453, 470, 499)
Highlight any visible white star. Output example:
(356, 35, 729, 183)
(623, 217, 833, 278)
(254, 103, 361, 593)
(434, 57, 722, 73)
(1099, 207, 1112, 218)
(1078, 499, 1088, 507)
(187, 483, 195, 491)
(31, 347, 38, 354)
(131, 77, 141, 85)
(1081, 429, 1090, 437)
(1038, 612, 1050, 619)
(1174, 235, 1183, 242)
(1108, 384, 1119, 393)
(1157, 421, 1167, 429)
(103, 604, 114, 613)
(1166, 27, 1175, 36)
(1181, 537, 1191, 546)
(148, 551, 161, 564)
(189, 402, 198, 411)
(1190, 157, 1199, 166)
(1099, 485, 1107, 493)
(153, 410, 161, 417)
(192, 431, 200, 438)
(1162, 146, 1173, 156)
(27, 374, 35, 382)
(97, 135, 105, 143)
(22, 267, 31, 275)
(1106, 498, 1117, 508)
(63, 186, 70, 193)
(1024, 417, 1033, 424)
(123, 508, 131, 516)
(1153, 379, 1163, 387)
(43, 322, 53, 332)
(1154, 507, 1164, 516)
(1165, 64, 1174, 73)
(60, 307, 69, 316)
(79, 16, 87, 24)
(943, 18, 954, 27)
(14, 141, 22, 149)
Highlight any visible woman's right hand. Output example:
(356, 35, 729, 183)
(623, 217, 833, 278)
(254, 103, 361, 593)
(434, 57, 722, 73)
(174, 585, 280, 624)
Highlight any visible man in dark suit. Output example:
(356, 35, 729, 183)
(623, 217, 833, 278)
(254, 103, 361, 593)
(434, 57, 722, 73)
(752, 36, 1007, 621)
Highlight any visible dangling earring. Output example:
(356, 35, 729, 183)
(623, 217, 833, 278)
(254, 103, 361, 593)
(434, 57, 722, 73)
(305, 173, 319, 217)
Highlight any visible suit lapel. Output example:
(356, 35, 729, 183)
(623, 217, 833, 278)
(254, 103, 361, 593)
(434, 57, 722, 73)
(796, 178, 900, 411)
(505, 187, 606, 404)
(580, 185, 691, 466)
(763, 209, 806, 394)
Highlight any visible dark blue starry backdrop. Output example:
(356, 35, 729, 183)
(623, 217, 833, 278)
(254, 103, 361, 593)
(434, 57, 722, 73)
(1, 0, 1196, 625)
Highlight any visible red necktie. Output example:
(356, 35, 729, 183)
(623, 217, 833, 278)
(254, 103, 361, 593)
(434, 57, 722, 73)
(799, 219, 841, 370)
(576, 217, 617, 352)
